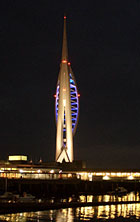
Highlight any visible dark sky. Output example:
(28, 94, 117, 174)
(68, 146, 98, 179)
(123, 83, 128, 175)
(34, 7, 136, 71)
(0, 0, 140, 169)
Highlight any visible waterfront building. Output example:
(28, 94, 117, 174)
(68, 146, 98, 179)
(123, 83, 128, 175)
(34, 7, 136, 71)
(0, 156, 140, 181)
(55, 16, 79, 163)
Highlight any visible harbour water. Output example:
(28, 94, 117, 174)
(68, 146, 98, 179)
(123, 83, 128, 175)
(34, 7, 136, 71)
(0, 192, 140, 221)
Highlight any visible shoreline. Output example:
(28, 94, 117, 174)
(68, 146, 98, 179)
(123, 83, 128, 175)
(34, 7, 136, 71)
(0, 200, 140, 215)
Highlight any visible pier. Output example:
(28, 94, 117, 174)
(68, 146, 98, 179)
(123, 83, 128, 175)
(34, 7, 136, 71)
(0, 177, 140, 198)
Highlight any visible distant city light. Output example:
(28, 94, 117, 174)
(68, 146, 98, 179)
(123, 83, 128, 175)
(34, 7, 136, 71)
(68, 173, 72, 177)
(128, 175, 134, 180)
(103, 175, 110, 180)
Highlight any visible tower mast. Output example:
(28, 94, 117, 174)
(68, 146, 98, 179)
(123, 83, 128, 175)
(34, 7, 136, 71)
(55, 16, 79, 163)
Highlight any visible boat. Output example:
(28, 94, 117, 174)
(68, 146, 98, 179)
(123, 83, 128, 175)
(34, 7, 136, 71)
(17, 193, 36, 202)
(0, 192, 19, 202)
(115, 187, 127, 195)
(107, 187, 127, 196)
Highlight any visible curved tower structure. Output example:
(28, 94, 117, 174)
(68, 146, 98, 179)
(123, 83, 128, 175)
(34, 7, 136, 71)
(55, 16, 79, 163)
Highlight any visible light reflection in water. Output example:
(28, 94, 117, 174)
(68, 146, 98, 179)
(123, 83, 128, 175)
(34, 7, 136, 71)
(77, 202, 140, 220)
(0, 192, 140, 221)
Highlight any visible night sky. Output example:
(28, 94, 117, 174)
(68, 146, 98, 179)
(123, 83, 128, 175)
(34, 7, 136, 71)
(1, 1, 140, 169)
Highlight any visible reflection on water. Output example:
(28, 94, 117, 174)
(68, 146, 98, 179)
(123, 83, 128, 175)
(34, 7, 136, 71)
(78, 204, 140, 220)
(80, 191, 140, 203)
(0, 192, 140, 221)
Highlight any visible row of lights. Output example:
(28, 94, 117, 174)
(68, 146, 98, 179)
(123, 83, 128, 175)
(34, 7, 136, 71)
(0, 169, 138, 181)
(103, 175, 134, 180)
(77, 172, 136, 181)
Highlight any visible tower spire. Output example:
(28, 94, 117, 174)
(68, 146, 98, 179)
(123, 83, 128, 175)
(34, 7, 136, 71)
(55, 16, 79, 163)
(61, 15, 68, 61)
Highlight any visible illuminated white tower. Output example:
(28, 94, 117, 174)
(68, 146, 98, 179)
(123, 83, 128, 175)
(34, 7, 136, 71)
(55, 16, 79, 162)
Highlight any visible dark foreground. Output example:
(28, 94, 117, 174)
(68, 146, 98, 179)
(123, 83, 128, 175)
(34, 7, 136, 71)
(0, 200, 140, 214)
(0, 193, 140, 221)
(0, 204, 140, 222)
(88, 217, 140, 221)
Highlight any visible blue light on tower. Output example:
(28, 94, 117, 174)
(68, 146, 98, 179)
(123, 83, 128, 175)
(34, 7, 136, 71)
(55, 67, 79, 136)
